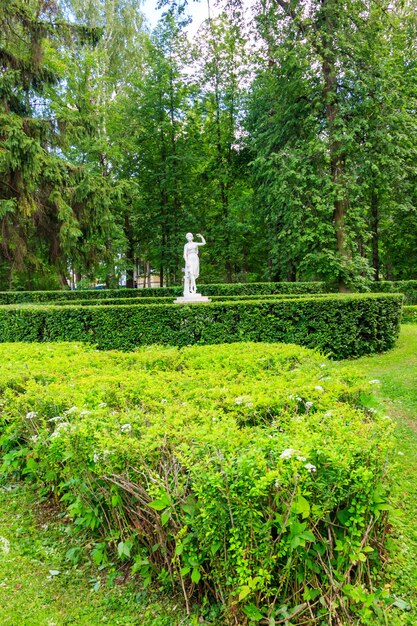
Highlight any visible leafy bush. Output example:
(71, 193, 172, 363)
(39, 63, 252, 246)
(20, 293, 330, 307)
(0, 282, 328, 304)
(402, 306, 417, 323)
(369, 281, 417, 304)
(0, 341, 393, 624)
(0, 293, 402, 358)
(0, 279, 415, 304)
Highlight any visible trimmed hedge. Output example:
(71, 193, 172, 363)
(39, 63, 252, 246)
(402, 306, 417, 323)
(1, 279, 417, 305)
(0, 281, 327, 304)
(0, 293, 403, 358)
(15, 293, 331, 307)
(0, 280, 417, 305)
(369, 280, 417, 304)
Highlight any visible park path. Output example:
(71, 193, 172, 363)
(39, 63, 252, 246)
(342, 325, 417, 625)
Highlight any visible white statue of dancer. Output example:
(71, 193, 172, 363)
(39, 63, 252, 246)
(183, 233, 206, 296)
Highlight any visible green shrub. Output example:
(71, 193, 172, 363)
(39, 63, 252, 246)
(402, 306, 417, 323)
(369, 280, 417, 304)
(0, 279, 416, 304)
(0, 282, 328, 304)
(18, 293, 329, 307)
(0, 341, 393, 624)
(0, 294, 402, 358)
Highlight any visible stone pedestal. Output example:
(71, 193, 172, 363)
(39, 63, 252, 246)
(174, 294, 211, 304)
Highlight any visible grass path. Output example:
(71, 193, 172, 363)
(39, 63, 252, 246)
(0, 483, 190, 625)
(342, 325, 417, 625)
(1, 327, 417, 625)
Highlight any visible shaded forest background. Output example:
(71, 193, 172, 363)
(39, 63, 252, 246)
(1, 0, 417, 291)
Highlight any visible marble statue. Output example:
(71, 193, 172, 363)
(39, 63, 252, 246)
(183, 232, 206, 296)
(174, 233, 210, 303)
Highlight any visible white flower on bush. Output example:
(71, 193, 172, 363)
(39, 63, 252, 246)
(0, 536, 10, 554)
(48, 416, 64, 422)
(79, 410, 90, 417)
(280, 448, 295, 460)
(369, 379, 381, 385)
(297, 455, 306, 462)
(97, 403, 107, 408)
(120, 423, 132, 434)
(26, 411, 38, 420)
(234, 395, 253, 406)
(64, 406, 78, 415)
(50, 422, 71, 439)
(30, 435, 39, 443)
(314, 385, 324, 393)
(305, 401, 313, 409)
(93, 453, 100, 463)
(304, 463, 317, 473)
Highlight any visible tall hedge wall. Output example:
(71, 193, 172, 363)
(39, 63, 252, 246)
(0, 282, 327, 304)
(0, 293, 402, 358)
(368, 280, 417, 303)
(15, 293, 331, 307)
(0, 279, 416, 304)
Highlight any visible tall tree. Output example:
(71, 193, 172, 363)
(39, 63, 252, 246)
(50, 0, 148, 287)
(247, 0, 417, 288)
(0, 0, 135, 289)
(0, 0, 73, 287)
(113, 12, 194, 287)
(351, 2, 417, 280)
(191, 12, 256, 282)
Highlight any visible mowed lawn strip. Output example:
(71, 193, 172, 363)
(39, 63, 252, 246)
(339, 324, 417, 626)
(0, 484, 189, 626)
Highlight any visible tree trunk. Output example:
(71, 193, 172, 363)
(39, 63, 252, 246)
(169, 66, 180, 287)
(333, 196, 351, 292)
(274, 0, 352, 290)
(212, 53, 233, 283)
(124, 215, 135, 289)
(59, 271, 70, 289)
(159, 97, 168, 289)
(371, 192, 380, 281)
(321, 17, 351, 292)
(286, 262, 296, 282)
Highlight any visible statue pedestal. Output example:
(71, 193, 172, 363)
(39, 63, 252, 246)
(174, 294, 211, 304)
